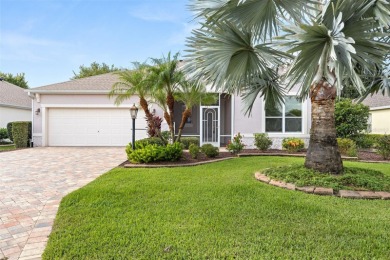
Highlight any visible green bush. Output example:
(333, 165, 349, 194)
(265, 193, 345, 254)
(201, 144, 219, 158)
(377, 135, 390, 160)
(226, 133, 245, 154)
(189, 143, 200, 159)
(335, 99, 369, 139)
(0, 128, 8, 140)
(254, 133, 272, 151)
(180, 137, 200, 149)
(7, 121, 32, 143)
(337, 138, 357, 157)
(162, 142, 183, 161)
(136, 137, 165, 147)
(354, 134, 374, 149)
(126, 144, 164, 163)
(12, 122, 29, 148)
(126, 142, 183, 163)
(282, 137, 305, 153)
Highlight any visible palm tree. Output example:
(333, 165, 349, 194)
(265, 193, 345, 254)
(186, 0, 390, 174)
(109, 63, 160, 138)
(148, 52, 184, 141)
(174, 80, 217, 142)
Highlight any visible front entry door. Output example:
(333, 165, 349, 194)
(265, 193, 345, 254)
(201, 106, 220, 147)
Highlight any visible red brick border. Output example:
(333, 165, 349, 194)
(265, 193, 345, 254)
(254, 172, 390, 200)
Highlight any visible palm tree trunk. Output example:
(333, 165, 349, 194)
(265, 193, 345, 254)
(166, 92, 175, 142)
(304, 80, 343, 174)
(175, 109, 192, 142)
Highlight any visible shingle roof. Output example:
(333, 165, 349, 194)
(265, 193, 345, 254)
(0, 80, 32, 109)
(361, 93, 390, 109)
(30, 73, 119, 92)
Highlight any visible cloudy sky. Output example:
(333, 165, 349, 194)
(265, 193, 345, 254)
(0, 0, 195, 88)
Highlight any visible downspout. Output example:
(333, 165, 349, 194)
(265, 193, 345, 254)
(27, 91, 35, 147)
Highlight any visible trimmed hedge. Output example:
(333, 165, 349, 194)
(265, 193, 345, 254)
(7, 121, 32, 143)
(126, 142, 183, 163)
(12, 122, 29, 148)
(180, 137, 200, 149)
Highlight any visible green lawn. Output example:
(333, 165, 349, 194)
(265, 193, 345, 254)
(0, 144, 15, 151)
(43, 157, 390, 259)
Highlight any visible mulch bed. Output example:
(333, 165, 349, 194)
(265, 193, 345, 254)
(120, 149, 389, 167)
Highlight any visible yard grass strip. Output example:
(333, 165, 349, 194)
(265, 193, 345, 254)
(43, 157, 390, 259)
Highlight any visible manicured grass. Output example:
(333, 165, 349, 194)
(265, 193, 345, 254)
(43, 157, 390, 259)
(264, 165, 390, 191)
(0, 144, 15, 151)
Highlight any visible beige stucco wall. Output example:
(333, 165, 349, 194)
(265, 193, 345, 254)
(232, 93, 311, 149)
(32, 94, 165, 146)
(370, 108, 390, 134)
(0, 106, 31, 128)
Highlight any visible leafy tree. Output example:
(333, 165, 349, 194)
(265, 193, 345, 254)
(0, 72, 29, 89)
(335, 99, 369, 139)
(186, 0, 390, 174)
(72, 62, 119, 79)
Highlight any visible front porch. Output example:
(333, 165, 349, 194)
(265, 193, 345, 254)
(173, 93, 232, 147)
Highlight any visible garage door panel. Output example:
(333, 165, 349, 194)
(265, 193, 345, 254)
(48, 108, 147, 146)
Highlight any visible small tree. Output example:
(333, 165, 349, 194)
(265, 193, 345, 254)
(0, 72, 29, 89)
(72, 62, 119, 79)
(335, 99, 369, 140)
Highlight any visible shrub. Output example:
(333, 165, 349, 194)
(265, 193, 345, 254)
(189, 144, 200, 159)
(161, 131, 171, 142)
(126, 144, 164, 163)
(12, 122, 29, 148)
(0, 128, 8, 140)
(226, 133, 245, 154)
(354, 134, 374, 149)
(201, 144, 219, 158)
(335, 98, 369, 139)
(282, 137, 305, 153)
(337, 138, 357, 157)
(376, 135, 390, 160)
(136, 137, 165, 147)
(180, 137, 199, 149)
(162, 142, 183, 161)
(254, 133, 272, 151)
(126, 142, 183, 163)
(7, 121, 32, 143)
(146, 115, 162, 138)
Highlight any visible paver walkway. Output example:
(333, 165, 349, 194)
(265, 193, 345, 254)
(0, 147, 126, 260)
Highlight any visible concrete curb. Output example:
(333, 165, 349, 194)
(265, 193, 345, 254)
(254, 172, 390, 200)
(124, 157, 234, 168)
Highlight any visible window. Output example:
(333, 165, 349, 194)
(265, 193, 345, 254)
(265, 96, 302, 133)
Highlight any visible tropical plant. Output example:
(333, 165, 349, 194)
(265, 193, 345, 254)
(282, 138, 305, 153)
(147, 52, 184, 142)
(186, 0, 390, 174)
(109, 62, 163, 142)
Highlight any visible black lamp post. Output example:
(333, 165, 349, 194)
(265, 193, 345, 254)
(130, 104, 139, 150)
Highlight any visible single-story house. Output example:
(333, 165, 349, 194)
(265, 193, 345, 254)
(28, 72, 311, 148)
(0, 79, 32, 128)
(361, 93, 390, 134)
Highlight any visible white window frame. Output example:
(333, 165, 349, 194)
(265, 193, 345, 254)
(264, 95, 304, 134)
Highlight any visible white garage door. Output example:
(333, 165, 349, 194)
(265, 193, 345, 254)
(48, 108, 148, 146)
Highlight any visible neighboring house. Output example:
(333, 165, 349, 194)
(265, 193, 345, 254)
(28, 72, 311, 148)
(361, 93, 390, 134)
(0, 79, 32, 128)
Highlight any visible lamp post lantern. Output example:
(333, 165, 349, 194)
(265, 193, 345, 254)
(130, 104, 139, 150)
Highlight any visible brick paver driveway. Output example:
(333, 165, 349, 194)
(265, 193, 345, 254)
(0, 147, 126, 260)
